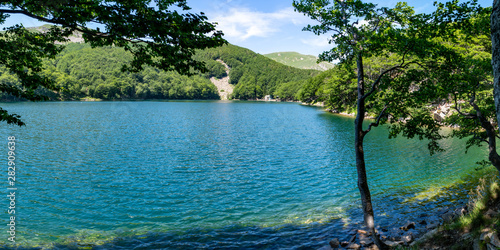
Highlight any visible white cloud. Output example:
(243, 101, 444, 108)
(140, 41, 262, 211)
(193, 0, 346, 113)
(212, 7, 309, 41)
(300, 35, 332, 48)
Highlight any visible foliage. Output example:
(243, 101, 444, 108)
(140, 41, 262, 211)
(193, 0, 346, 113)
(387, 8, 495, 161)
(274, 81, 304, 101)
(451, 175, 500, 232)
(0, 42, 321, 102)
(0, 0, 225, 125)
(292, 0, 481, 248)
(0, 43, 220, 100)
(297, 62, 357, 111)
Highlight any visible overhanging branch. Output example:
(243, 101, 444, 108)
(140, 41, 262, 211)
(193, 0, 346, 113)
(364, 104, 388, 135)
(360, 50, 415, 102)
(0, 8, 148, 44)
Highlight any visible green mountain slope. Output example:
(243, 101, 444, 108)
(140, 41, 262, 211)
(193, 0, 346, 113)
(264, 52, 334, 71)
(0, 38, 319, 101)
(0, 43, 220, 100)
(195, 45, 320, 100)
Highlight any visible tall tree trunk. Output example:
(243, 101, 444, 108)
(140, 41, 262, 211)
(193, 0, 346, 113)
(354, 53, 388, 249)
(471, 101, 500, 173)
(492, 0, 500, 130)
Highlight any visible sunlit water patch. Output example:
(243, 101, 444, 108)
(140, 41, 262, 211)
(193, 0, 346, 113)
(0, 101, 488, 249)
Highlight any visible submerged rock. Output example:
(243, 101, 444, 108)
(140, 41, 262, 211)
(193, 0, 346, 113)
(426, 222, 439, 230)
(400, 222, 416, 231)
(329, 238, 340, 248)
(318, 245, 333, 250)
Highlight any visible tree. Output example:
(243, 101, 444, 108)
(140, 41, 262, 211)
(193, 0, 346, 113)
(387, 6, 499, 172)
(492, 0, 500, 131)
(0, 0, 225, 125)
(293, 0, 461, 247)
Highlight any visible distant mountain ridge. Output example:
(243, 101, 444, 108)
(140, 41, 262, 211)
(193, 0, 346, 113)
(0, 26, 320, 101)
(264, 52, 334, 71)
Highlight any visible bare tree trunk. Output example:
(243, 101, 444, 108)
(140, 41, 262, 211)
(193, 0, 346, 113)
(492, 0, 500, 131)
(354, 53, 388, 250)
(471, 101, 500, 173)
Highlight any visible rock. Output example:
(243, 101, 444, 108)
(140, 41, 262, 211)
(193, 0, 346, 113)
(461, 233, 472, 241)
(383, 240, 401, 247)
(426, 222, 438, 230)
(349, 234, 357, 243)
(329, 238, 340, 248)
(340, 241, 350, 247)
(481, 231, 494, 241)
(359, 234, 374, 246)
(410, 229, 438, 247)
(346, 243, 361, 249)
(418, 220, 427, 225)
(357, 229, 369, 235)
(400, 222, 416, 231)
(474, 238, 482, 250)
(489, 233, 500, 248)
(433, 112, 445, 122)
(457, 206, 468, 216)
(441, 211, 456, 222)
(485, 209, 499, 219)
(401, 234, 413, 244)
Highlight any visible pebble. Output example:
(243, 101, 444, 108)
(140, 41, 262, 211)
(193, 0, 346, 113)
(400, 222, 416, 231)
(346, 242, 361, 249)
(329, 238, 340, 248)
(383, 240, 401, 247)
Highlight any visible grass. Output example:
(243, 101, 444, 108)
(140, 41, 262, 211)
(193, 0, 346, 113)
(447, 173, 500, 234)
(411, 169, 500, 249)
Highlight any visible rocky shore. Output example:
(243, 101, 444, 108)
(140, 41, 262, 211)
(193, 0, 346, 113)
(317, 203, 468, 250)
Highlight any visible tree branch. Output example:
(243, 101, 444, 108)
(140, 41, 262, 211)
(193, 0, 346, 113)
(452, 92, 476, 118)
(360, 48, 419, 103)
(472, 132, 489, 144)
(364, 105, 388, 135)
(0, 8, 149, 44)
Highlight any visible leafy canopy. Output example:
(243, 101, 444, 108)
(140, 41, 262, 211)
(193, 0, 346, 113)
(0, 0, 225, 125)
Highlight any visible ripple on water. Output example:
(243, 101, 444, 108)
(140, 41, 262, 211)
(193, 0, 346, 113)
(0, 101, 488, 248)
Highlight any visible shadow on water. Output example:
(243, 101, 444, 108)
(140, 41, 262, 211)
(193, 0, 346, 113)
(9, 167, 492, 250)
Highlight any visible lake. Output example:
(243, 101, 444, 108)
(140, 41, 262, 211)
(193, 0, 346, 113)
(0, 101, 488, 249)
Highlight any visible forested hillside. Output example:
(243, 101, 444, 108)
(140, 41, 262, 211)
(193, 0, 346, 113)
(0, 40, 319, 101)
(0, 43, 220, 100)
(195, 44, 320, 100)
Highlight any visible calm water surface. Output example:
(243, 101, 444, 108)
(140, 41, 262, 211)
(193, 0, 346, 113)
(0, 101, 487, 249)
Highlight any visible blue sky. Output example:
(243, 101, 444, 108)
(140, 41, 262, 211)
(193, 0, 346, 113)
(188, 0, 493, 56)
(1, 0, 493, 57)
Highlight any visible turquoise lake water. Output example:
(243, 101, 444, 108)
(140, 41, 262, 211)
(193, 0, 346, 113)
(0, 101, 488, 249)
